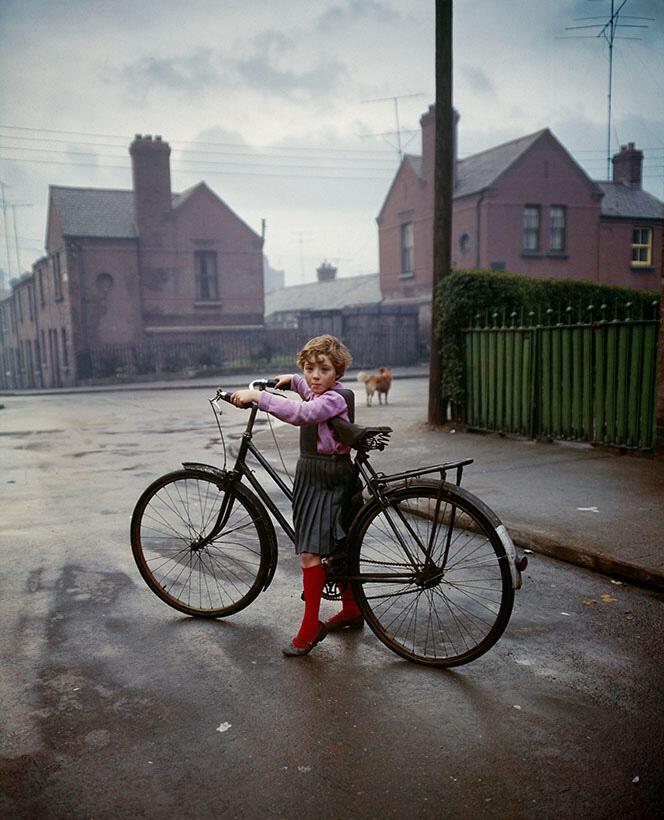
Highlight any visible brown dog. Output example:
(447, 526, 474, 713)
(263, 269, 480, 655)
(357, 367, 392, 407)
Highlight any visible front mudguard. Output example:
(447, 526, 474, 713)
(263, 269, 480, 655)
(181, 462, 279, 592)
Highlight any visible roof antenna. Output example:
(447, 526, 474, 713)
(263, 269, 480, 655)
(557, 0, 653, 179)
(360, 93, 424, 160)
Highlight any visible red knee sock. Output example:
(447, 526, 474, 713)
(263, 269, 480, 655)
(328, 583, 361, 624)
(295, 564, 326, 645)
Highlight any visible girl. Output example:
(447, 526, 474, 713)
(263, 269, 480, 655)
(230, 334, 363, 657)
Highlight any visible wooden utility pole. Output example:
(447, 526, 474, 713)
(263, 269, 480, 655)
(428, 0, 454, 425)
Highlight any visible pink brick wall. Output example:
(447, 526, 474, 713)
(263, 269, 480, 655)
(482, 132, 602, 280)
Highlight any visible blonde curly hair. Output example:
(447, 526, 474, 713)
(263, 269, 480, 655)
(296, 334, 352, 378)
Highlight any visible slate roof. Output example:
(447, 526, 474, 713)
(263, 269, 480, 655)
(265, 273, 381, 317)
(49, 185, 194, 238)
(400, 131, 549, 201)
(597, 182, 664, 220)
(404, 129, 663, 219)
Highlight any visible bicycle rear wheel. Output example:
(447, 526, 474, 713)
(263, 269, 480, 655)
(131, 469, 270, 617)
(350, 482, 514, 667)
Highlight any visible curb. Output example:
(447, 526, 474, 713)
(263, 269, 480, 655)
(508, 526, 664, 593)
(0, 369, 430, 398)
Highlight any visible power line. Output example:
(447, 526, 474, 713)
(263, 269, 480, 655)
(0, 123, 395, 157)
(0, 154, 394, 181)
(0, 142, 397, 173)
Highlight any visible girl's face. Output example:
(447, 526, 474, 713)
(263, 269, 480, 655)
(303, 354, 338, 395)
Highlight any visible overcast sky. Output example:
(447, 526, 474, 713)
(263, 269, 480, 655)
(1, 0, 662, 287)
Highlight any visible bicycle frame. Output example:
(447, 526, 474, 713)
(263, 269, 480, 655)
(206, 398, 475, 580)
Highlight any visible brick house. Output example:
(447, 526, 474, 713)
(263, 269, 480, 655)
(0, 134, 264, 388)
(378, 106, 663, 335)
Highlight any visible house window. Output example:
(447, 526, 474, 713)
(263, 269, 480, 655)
(195, 251, 219, 300)
(400, 222, 414, 275)
(631, 227, 652, 267)
(549, 206, 566, 251)
(41, 330, 47, 363)
(17, 292, 23, 324)
(459, 233, 471, 255)
(53, 252, 63, 300)
(523, 206, 541, 251)
(27, 284, 35, 321)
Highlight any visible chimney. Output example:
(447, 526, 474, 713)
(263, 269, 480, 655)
(316, 260, 337, 282)
(129, 134, 172, 240)
(611, 142, 643, 188)
(420, 105, 459, 189)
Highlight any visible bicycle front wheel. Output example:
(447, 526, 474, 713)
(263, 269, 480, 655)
(350, 482, 514, 667)
(131, 469, 270, 617)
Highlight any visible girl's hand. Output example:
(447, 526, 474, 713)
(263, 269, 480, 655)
(230, 389, 260, 408)
(274, 374, 293, 390)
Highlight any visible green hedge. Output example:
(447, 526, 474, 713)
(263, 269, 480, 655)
(434, 269, 660, 406)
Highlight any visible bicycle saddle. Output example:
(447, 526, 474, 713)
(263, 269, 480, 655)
(328, 417, 392, 451)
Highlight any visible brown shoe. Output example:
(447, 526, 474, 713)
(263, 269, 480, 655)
(325, 614, 364, 632)
(282, 622, 328, 657)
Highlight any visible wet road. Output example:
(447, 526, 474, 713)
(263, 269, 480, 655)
(1, 382, 663, 818)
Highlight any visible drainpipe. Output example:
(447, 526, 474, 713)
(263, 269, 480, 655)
(69, 240, 90, 381)
(475, 189, 486, 268)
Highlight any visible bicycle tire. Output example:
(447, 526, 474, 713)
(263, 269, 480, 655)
(349, 481, 514, 667)
(131, 469, 270, 617)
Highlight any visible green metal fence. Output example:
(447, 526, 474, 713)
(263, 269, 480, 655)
(464, 302, 660, 449)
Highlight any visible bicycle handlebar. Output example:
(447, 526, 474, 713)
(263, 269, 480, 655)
(212, 378, 281, 407)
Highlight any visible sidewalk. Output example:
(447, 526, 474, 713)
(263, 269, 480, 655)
(249, 376, 664, 593)
(2, 367, 662, 591)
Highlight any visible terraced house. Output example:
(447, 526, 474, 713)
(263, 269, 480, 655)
(378, 106, 663, 335)
(0, 134, 264, 388)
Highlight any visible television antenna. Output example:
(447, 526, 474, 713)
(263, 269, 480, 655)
(360, 93, 424, 160)
(558, 0, 653, 179)
(0, 180, 32, 278)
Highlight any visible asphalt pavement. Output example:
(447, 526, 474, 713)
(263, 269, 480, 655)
(2, 367, 663, 591)
(2, 375, 663, 818)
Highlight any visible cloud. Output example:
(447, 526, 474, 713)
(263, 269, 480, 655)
(458, 64, 494, 96)
(233, 30, 348, 101)
(116, 49, 221, 103)
(318, 0, 401, 30)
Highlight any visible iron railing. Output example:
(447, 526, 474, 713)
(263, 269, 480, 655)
(464, 301, 660, 449)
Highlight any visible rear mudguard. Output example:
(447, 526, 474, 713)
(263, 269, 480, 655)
(348, 478, 525, 590)
(181, 462, 279, 592)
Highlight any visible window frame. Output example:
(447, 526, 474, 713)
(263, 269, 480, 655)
(194, 251, 219, 302)
(549, 205, 566, 252)
(522, 205, 541, 252)
(400, 222, 414, 277)
(631, 226, 653, 268)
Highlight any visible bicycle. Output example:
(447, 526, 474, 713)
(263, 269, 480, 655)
(130, 379, 527, 667)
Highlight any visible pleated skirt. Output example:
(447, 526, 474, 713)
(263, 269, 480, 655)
(292, 454, 358, 556)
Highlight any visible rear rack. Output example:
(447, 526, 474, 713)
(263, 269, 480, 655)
(373, 458, 474, 487)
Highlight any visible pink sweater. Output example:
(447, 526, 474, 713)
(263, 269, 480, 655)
(257, 374, 351, 455)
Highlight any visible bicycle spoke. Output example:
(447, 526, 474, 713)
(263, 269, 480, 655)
(133, 473, 267, 615)
(354, 484, 513, 666)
